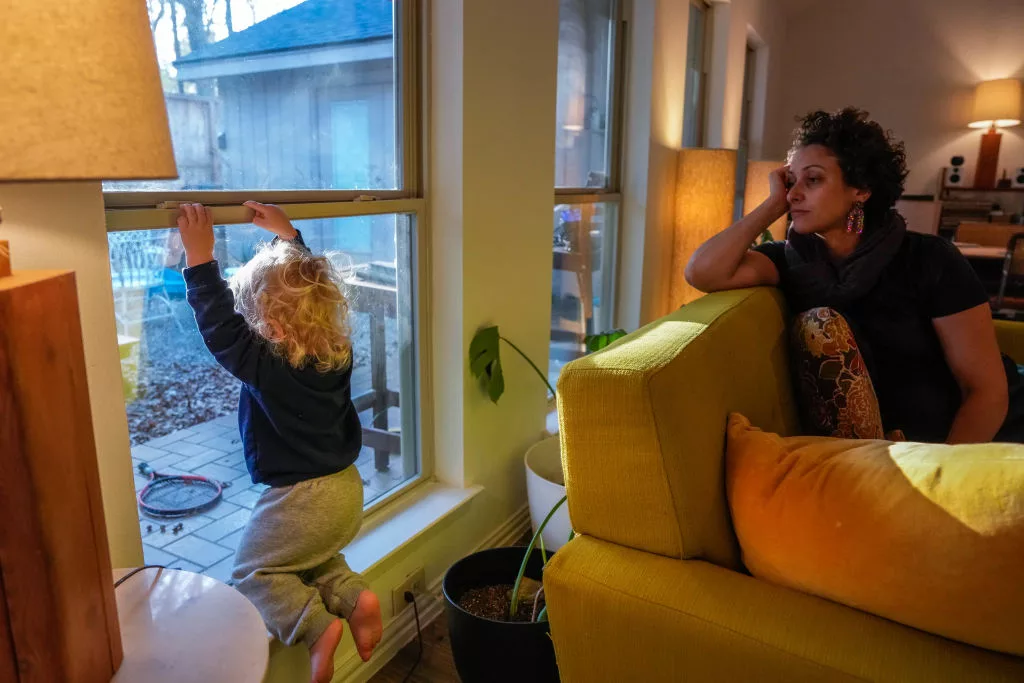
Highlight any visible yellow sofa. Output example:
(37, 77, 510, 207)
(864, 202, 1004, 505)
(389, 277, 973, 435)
(546, 287, 1024, 682)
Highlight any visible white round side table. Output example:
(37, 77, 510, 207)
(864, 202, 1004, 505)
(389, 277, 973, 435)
(111, 567, 268, 683)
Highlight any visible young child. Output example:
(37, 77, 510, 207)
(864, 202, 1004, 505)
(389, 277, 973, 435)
(177, 201, 383, 683)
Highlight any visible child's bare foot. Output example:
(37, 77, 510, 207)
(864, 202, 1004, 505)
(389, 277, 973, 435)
(348, 590, 383, 662)
(309, 618, 344, 683)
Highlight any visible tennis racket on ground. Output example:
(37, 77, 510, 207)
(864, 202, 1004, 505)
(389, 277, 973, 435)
(136, 461, 232, 518)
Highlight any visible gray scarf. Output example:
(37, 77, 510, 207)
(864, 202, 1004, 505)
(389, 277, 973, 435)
(781, 209, 906, 313)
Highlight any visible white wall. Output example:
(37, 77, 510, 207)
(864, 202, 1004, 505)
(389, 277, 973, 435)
(430, 0, 558, 502)
(617, 0, 787, 327)
(707, 0, 787, 154)
(617, 0, 690, 330)
(766, 0, 1024, 195)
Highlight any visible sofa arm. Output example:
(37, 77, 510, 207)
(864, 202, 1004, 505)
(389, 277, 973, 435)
(995, 319, 1024, 365)
(557, 288, 800, 570)
(544, 535, 1024, 683)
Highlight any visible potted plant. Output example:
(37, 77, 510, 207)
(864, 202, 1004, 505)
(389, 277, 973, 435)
(442, 495, 567, 683)
(440, 326, 626, 683)
(469, 326, 626, 550)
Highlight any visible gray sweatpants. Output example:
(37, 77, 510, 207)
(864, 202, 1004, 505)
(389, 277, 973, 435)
(231, 465, 369, 648)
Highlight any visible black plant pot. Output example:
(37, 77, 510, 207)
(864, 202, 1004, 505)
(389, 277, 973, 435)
(442, 546, 560, 683)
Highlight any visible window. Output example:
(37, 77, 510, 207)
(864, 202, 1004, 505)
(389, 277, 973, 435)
(550, 0, 623, 404)
(734, 42, 758, 220)
(107, 0, 400, 193)
(105, 0, 422, 581)
(682, 0, 710, 148)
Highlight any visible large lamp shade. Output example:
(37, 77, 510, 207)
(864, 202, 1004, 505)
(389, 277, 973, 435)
(743, 160, 788, 241)
(969, 78, 1022, 129)
(0, 0, 177, 180)
(671, 148, 737, 309)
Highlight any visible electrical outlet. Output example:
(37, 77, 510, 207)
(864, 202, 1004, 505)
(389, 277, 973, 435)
(391, 567, 425, 617)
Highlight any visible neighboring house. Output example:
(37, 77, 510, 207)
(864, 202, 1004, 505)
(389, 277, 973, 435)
(173, 0, 395, 260)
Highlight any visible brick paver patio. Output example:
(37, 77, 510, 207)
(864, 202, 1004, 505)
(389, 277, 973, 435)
(132, 413, 408, 581)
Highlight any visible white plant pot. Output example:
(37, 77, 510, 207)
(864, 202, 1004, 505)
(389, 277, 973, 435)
(524, 434, 570, 551)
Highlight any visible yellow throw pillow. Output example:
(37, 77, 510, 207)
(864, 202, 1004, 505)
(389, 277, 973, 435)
(725, 413, 1024, 655)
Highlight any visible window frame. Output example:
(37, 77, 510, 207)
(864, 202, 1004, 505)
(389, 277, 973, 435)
(554, 0, 626, 198)
(549, 0, 627, 415)
(102, 0, 432, 516)
(682, 0, 711, 149)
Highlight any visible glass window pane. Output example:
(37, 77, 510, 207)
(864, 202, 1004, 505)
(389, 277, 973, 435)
(682, 1, 707, 148)
(549, 202, 618, 386)
(110, 213, 417, 574)
(106, 0, 398, 192)
(555, 0, 616, 189)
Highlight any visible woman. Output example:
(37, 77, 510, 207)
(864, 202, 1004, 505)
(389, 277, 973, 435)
(686, 107, 1020, 444)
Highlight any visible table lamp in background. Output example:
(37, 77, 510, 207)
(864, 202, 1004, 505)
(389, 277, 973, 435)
(970, 78, 1022, 190)
(0, 2, 176, 681)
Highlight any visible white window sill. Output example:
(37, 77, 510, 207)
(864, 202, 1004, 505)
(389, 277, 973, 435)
(347, 479, 483, 575)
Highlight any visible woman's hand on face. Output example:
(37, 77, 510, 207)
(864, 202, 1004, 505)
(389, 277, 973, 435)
(767, 165, 791, 216)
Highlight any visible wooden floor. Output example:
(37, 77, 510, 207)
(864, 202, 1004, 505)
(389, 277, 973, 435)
(368, 615, 458, 683)
(370, 531, 532, 682)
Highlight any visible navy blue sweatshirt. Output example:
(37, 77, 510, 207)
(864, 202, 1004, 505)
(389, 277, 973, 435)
(183, 243, 361, 487)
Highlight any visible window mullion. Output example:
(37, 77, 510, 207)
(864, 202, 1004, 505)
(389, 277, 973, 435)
(105, 198, 425, 232)
(397, 0, 422, 197)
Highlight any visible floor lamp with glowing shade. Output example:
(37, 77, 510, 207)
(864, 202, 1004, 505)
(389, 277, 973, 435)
(0, 2, 176, 681)
(670, 149, 737, 310)
(742, 160, 788, 242)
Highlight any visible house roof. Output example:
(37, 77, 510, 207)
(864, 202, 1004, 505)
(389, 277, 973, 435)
(175, 0, 392, 65)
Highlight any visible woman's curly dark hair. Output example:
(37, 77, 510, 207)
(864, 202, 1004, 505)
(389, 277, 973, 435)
(789, 107, 908, 228)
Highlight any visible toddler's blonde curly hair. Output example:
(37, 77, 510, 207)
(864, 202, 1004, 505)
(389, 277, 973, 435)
(230, 240, 352, 372)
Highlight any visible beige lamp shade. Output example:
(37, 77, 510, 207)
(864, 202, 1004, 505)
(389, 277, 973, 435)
(670, 149, 737, 309)
(0, 1, 177, 180)
(969, 78, 1022, 129)
(743, 160, 788, 241)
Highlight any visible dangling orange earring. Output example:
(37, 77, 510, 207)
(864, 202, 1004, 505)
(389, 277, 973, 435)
(846, 201, 865, 235)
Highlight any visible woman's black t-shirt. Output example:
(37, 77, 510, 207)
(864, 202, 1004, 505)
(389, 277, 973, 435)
(754, 232, 990, 442)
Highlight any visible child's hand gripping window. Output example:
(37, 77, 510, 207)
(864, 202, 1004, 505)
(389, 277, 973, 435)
(176, 202, 216, 267)
(244, 201, 299, 241)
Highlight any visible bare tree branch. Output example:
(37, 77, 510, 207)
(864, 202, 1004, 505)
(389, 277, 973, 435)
(148, 0, 167, 32)
(225, 0, 234, 35)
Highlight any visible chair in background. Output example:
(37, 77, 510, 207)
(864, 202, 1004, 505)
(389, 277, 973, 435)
(107, 229, 184, 336)
(955, 222, 1020, 247)
(993, 233, 1024, 320)
(552, 204, 597, 339)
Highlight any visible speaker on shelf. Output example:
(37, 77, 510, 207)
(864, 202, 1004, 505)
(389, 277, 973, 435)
(1012, 167, 1024, 189)
(947, 155, 966, 186)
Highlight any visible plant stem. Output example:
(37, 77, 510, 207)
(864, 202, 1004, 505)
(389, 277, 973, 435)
(510, 494, 567, 619)
(500, 336, 557, 399)
(530, 585, 546, 622)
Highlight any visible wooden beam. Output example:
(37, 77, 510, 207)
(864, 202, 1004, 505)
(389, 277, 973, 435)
(353, 390, 399, 414)
(362, 427, 401, 456)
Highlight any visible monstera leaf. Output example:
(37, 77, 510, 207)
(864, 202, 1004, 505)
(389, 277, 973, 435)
(470, 326, 555, 404)
(584, 329, 628, 353)
(469, 326, 505, 403)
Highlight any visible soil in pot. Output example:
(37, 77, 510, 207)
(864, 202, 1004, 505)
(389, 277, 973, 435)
(457, 581, 547, 622)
